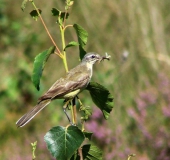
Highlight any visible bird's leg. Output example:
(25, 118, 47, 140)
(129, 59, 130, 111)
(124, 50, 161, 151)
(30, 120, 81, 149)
(63, 100, 72, 124)
(63, 99, 77, 126)
(72, 97, 77, 125)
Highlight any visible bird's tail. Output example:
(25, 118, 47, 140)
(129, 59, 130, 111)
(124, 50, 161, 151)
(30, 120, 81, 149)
(16, 99, 51, 127)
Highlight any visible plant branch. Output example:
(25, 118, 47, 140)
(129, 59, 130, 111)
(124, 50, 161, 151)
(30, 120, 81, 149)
(78, 147, 83, 160)
(30, 0, 62, 57)
(60, 25, 69, 72)
(31, 141, 37, 160)
(64, 24, 73, 30)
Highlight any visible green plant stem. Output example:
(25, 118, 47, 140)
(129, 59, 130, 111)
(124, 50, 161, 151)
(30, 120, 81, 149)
(81, 121, 85, 131)
(60, 25, 68, 72)
(127, 154, 136, 160)
(60, 19, 75, 122)
(30, 0, 61, 57)
(64, 24, 73, 30)
(77, 97, 85, 131)
(70, 102, 75, 124)
(31, 141, 37, 160)
(69, 99, 76, 125)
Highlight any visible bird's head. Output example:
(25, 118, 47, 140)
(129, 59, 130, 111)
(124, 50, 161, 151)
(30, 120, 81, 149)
(82, 52, 101, 65)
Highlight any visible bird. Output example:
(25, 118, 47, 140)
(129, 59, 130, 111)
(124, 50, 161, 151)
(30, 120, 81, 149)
(16, 52, 104, 127)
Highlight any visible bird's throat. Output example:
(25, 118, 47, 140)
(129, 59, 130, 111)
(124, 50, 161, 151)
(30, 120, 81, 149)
(86, 62, 93, 78)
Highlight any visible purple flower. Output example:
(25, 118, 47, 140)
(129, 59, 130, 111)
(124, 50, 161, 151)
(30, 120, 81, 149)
(162, 105, 170, 117)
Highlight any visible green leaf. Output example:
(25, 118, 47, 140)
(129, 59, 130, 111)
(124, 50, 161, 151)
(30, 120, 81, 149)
(73, 24, 88, 47)
(83, 144, 103, 160)
(83, 131, 93, 140)
(80, 106, 92, 121)
(21, 0, 28, 11)
(65, 0, 74, 10)
(52, 8, 69, 21)
(70, 144, 102, 160)
(73, 24, 88, 46)
(86, 82, 114, 119)
(73, 24, 88, 60)
(30, 9, 42, 21)
(64, 41, 79, 50)
(79, 46, 87, 60)
(51, 8, 60, 16)
(31, 46, 55, 90)
(44, 125, 85, 160)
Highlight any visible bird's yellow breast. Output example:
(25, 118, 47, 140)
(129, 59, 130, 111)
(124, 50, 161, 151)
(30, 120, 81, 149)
(63, 89, 81, 99)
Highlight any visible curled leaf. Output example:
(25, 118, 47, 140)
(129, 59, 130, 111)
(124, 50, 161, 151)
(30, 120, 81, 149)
(86, 82, 114, 119)
(64, 41, 79, 51)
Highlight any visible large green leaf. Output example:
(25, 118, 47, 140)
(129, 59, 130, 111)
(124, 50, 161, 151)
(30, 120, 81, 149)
(44, 125, 85, 160)
(86, 82, 114, 119)
(73, 24, 88, 60)
(70, 144, 102, 160)
(79, 46, 87, 60)
(31, 46, 55, 90)
(73, 24, 88, 46)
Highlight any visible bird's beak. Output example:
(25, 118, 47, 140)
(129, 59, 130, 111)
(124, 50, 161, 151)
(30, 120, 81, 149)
(96, 55, 102, 64)
(98, 53, 111, 63)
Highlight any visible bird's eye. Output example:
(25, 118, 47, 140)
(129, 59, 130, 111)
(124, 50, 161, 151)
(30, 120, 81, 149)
(91, 55, 95, 58)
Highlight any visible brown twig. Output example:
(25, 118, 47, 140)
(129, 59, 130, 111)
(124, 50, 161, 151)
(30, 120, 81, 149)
(78, 147, 83, 160)
(30, 0, 62, 57)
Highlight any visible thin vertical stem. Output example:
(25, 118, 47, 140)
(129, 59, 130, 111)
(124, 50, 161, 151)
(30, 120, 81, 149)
(60, 25, 68, 72)
(78, 147, 83, 160)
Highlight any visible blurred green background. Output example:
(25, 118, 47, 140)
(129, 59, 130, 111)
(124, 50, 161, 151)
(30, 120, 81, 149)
(0, 0, 170, 159)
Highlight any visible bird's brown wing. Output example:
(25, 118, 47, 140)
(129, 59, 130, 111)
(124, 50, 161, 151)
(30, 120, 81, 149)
(38, 69, 90, 102)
